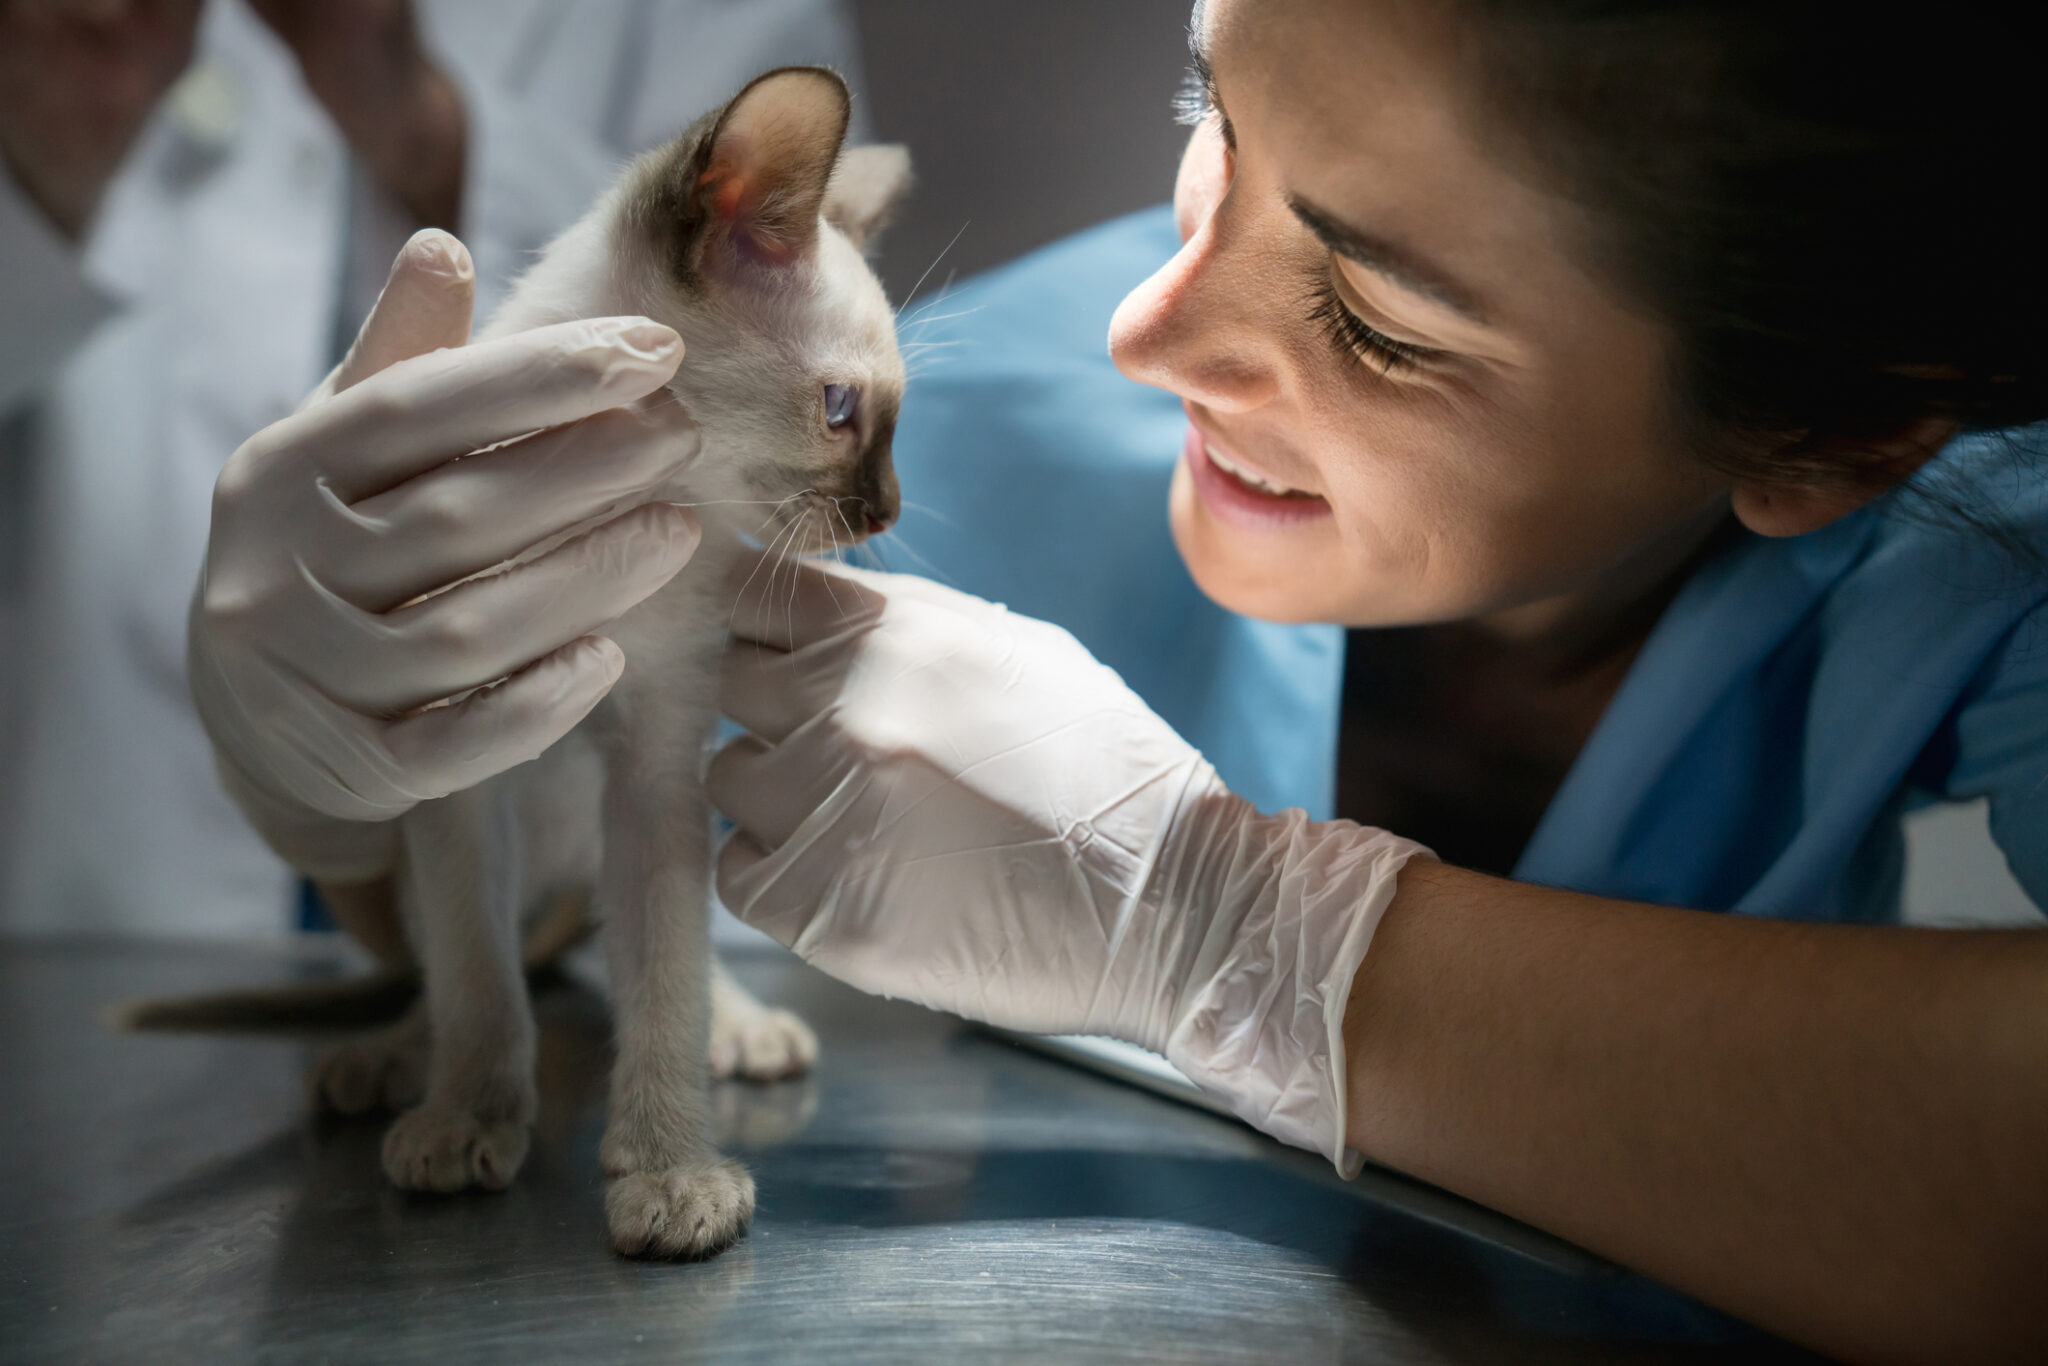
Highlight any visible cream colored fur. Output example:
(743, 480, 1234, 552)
(361, 67, 908, 1258)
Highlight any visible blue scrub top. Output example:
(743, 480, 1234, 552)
(884, 207, 2048, 924)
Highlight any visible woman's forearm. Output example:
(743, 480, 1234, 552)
(1344, 860, 2048, 1364)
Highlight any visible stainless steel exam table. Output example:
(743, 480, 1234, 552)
(0, 940, 1817, 1364)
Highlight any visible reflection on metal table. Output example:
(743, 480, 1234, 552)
(0, 940, 1818, 1364)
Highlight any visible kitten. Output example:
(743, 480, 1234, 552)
(333, 67, 908, 1257)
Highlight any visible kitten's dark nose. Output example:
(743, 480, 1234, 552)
(855, 438, 899, 536)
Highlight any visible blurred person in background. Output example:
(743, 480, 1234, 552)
(0, 0, 863, 937)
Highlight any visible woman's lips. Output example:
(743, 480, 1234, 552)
(1183, 426, 1332, 528)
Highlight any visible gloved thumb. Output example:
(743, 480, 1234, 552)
(324, 228, 477, 398)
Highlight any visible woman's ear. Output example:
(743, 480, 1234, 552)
(1729, 415, 1957, 537)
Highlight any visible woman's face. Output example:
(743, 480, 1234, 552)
(1109, 0, 1731, 627)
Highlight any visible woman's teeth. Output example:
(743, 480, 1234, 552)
(1206, 443, 1317, 499)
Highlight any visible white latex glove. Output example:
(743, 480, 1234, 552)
(709, 558, 1432, 1174)
(188, 228, 703, 880)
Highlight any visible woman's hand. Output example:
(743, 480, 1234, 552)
(245, 0, 464, 228)
(188, 229, 702, 878)
(710, 557, 1431, 1170)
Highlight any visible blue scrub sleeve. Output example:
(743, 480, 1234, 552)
(1932, 601, 2048, 912)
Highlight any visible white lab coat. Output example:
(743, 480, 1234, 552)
(0, 0, 864, 937)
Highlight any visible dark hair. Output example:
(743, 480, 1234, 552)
(1445, 2, 2044, 502)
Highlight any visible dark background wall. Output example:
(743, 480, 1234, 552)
(847, 0, 1195, 302)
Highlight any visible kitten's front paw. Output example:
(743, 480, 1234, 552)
(382, 1104, 531, 1193)
(709, 1003, 818, 1081)
(310, 1021, 428, 1116)
(605, 1158, 756, 1259)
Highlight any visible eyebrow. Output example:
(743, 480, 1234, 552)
(1189, 10, 1490, 326)
(1290, 197, 1490, 325)
(1188, 8, 1215, 93)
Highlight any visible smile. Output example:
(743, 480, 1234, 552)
(1183, 426, 1333, 528)
(1204, 441, 1317, 498)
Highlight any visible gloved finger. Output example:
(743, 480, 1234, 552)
(378, 635, 625, 800)
(303, 502, 699, 714)
(325, 229, 476, 397)
(318, 401, 702, 613)
(719, 638, 857, 743)
(705, 734, 775, 835)
(816, 561, 1019, 622)
(724, 549, 885, 649)
(831, 567, 1093, 675)
(707, 731, 852, 850)
(730, 553, 1025, 650)
(713, 831, 801, 947)
(262, 316, 684, 502)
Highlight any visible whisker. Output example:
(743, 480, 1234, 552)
(763, 514, 810, 644)
(745, 491, 812, 542)
(901, 356, 962, 382)
(864, 528, 960, 588)
(900, 309, 982, 333)
(663, 498, 810, 510)
(817, 501, 862, 618)
(897, 270, 963, 329)
(773, 507, 816, 653)
(831, 497, 865, 557)
(896, 499, 963, 532)
(728, 506, 807, 637)
(894, 221, 971, 324)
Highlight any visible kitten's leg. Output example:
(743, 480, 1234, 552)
(709, 954, 818, 1081)
(310, 1003, 430, 1115)
(598, 730, 754, 1258)
(381, 790, 538, 1193)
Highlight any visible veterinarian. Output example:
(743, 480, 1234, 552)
(703, 4, 2048, 1361)
(174, 0, 2043, 1360)
(0, 0, 862, 936)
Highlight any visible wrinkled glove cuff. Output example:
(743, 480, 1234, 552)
(188, 605, 400, 884)
(1161, 810, 1432, 1177)
(208, 743, 400, 885)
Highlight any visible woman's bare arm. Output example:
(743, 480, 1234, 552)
(1345, 859, 2048, 1364)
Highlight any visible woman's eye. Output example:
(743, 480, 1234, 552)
(824, 384, 859, 430)
(1306, 273, 1441, 378)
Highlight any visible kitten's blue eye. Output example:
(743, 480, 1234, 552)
(824, 384, 859, 430)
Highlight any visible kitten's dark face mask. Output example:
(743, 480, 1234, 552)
(622, 66, 912, 550)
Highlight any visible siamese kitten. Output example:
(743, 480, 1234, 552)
(336, 67, 908, 1258)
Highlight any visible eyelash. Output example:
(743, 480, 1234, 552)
(1174, 65, 1235, 149)
(1307, 276, 1433, 376)
(1173, 66, 1212, 126)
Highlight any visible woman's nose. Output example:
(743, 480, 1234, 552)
(1109, 207, 1283, 415)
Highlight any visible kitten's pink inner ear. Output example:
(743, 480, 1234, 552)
(698, 67, 852, 267)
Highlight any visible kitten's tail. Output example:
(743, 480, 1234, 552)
(112, 968, 422, 1032)
(111, 892, 594, 1034)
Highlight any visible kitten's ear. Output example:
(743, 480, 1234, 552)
(825, 145, 913, 252)
(695, 67, 851, 267)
